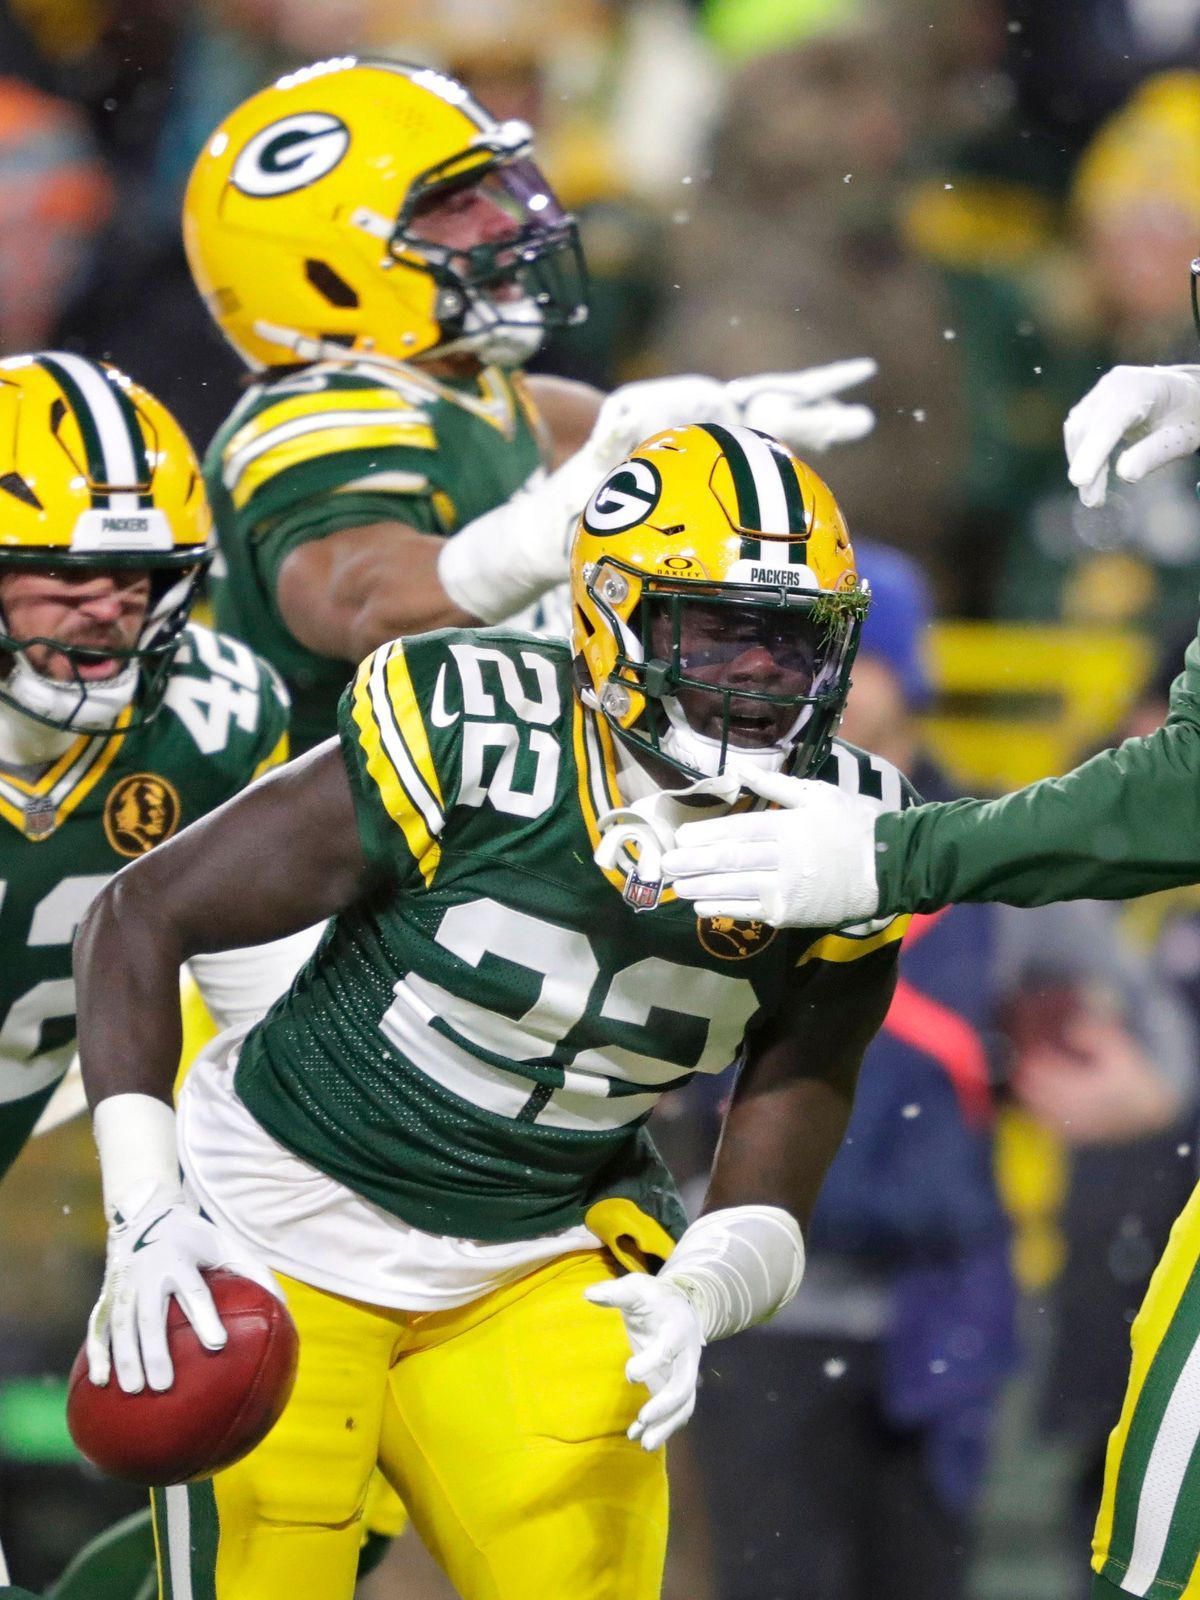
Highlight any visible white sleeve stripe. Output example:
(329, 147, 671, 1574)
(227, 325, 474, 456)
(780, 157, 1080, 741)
(223, 408, 432, 490)
(831, 744, 860, 794)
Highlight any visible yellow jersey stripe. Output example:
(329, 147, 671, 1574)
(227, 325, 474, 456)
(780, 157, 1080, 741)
(55, 706, 133, 831)
(350, 650, 442, 887)
(0, 729, 94, 799)
(224, 386, 431, 461)
(0, 707, 133, 840)
(250, 731, 289, 783)
(572, 701, 680, 907)
(796, 914, 911, 967)
(382, 646, 444, 815)
(230, 420, 436, 511)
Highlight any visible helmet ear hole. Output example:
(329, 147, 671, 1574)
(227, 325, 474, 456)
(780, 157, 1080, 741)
(304, 259, 359, 309)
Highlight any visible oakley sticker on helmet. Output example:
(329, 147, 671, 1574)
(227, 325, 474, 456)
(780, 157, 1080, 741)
(583, 459, 662, 534)
(231, 113, 350, 197)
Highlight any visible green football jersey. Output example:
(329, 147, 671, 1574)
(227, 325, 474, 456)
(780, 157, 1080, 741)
(0, 624, 289, 1172)
(234, 629, 915, 1245)
(206, 357, 545, 753)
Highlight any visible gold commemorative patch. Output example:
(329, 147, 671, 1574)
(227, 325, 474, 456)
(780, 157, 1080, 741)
(104, 773, 181, 857)
(697, 915, 778, 961)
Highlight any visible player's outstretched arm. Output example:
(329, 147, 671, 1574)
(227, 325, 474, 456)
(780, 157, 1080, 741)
(588, 947, 896, 1451)
(666, 674, 1200, 925)
(75, 743, 371, 1392)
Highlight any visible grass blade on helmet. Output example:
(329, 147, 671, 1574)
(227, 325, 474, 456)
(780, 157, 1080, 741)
(0, 353, 212, 735)
(571, 423, 869, 788)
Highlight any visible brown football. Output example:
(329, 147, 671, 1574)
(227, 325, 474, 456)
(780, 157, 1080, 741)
(67, 1268, 299, 1485)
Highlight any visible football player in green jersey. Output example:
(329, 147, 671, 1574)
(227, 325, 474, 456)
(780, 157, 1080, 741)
(0, 352, 324, 1596)
(184, 55, 879, 751)
(0, 350, 309, 1182)
(74, 425, 915, 1600)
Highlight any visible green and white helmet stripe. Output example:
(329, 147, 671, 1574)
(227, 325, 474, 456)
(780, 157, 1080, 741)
(700, 421, 808, 564)
(37, 352, 152, 511)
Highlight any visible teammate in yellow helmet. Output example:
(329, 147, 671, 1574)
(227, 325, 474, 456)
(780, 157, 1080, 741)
(0, 354, 320, 1596)
(184, 55, 879, 751)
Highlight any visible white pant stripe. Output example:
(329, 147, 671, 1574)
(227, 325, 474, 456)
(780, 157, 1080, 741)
(1123, 1333, 1200, 1594)
(165, 1484, 195, 1600)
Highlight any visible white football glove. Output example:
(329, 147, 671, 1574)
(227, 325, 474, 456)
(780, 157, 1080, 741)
(589, 359, 878, 465)
(1064, 364, 1200, 508)
(726, 358, 877, 453)
(584, 1273, 704, 1452)
(87, 1179, 283, 1394)
(662, 766, 883, 928)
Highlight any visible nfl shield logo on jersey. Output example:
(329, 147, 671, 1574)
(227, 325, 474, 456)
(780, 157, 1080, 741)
(623, 872, 663, 911)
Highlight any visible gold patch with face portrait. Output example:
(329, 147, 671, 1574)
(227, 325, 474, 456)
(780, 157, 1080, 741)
(103, 773, 182, 857)
(696, 915, 778, 961)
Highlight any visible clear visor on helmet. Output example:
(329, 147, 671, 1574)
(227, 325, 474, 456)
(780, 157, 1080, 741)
(393, 148, 587, 330)
(646, 592, 847, 751)
(586, 557, 868, 781)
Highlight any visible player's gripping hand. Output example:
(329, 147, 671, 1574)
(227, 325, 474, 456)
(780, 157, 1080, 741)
(584, 1273, 704, 1452)
(1064, 364, 1200, 508)
(87, 1179, 282, 1394)
(726, 358, 877, 453)
(662, 766, 883, 928)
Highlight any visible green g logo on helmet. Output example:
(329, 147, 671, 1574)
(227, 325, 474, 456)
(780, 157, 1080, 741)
(231, 113, 350, 197)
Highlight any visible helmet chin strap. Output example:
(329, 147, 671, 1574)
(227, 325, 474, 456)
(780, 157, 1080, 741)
(4, 651, 138, 734)
(439, 293, 546, 368)
(658, 695, 811, 781)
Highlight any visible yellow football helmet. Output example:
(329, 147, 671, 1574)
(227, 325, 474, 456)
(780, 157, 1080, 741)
(572, 423, 868, 781)
(0, 352, 212, 732)
(183, 56, 587, 372)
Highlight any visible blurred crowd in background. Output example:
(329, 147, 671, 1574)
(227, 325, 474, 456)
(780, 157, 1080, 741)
(5, 1, 1200, 1597)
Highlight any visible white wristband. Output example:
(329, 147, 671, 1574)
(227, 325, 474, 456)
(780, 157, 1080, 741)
(660, 1205, 806, 1342)
(93, 1093, 181, 1222)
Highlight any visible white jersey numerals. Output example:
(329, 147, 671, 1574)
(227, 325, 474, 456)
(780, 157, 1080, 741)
(0, 874, 110, 1104)
(165, 629, 261, 756)
(449, 643, 562, 821)
(380, 897, 758, 1132)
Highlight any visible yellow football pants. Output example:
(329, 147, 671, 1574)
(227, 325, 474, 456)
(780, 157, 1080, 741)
(151, 1250, 667, 1600)
(1092, 1178, 1200, 1599)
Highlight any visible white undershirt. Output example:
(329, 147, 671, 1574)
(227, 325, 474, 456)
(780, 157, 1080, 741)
(177, 1025, 601, 1311)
